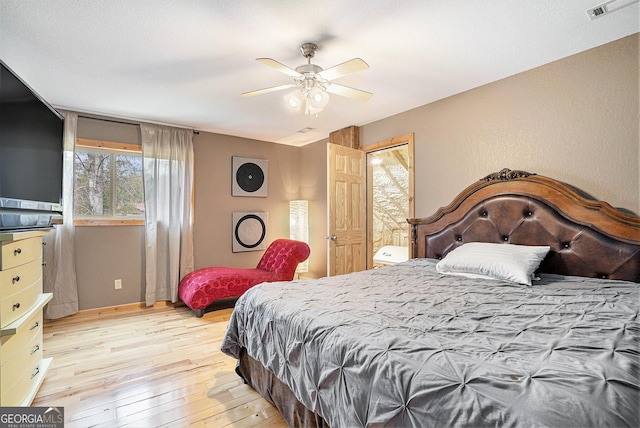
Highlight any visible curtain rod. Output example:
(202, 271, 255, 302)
(78, 114, 139, 127)
(57, 106, 199, 134)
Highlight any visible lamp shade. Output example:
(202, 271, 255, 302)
(285, 90, 304, 110)
(289, 200, 309, 273)
(309, 87, 329, 110)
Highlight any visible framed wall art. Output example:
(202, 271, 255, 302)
(232, 211, 268, 252)
(232, 156, 268, 197)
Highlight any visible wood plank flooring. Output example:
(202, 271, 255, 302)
(33, 303, 288, 427)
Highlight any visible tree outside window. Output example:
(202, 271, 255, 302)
(73, 144, 144, 219)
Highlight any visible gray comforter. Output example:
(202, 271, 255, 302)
(221, 258, 640, 427)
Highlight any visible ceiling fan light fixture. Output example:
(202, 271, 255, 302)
(309, 86, 330, 110)
(248, 42, 370, 115)
(285, 90, 304, 110)
(286, 84, 329, 115)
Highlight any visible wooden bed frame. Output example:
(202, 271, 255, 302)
(235, 169, 640, 426)
(409, 168, 639, 282)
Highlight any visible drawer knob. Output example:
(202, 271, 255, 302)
(12, 275, 20, 284)
(31, 344, 40, 355)
(13, 248, 22, 256)
(30, 321, 39, 331)
(12, 302, 21, 311)
(31, 367, 40, 379)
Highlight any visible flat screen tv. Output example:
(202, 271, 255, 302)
(0, 59, 64, 231)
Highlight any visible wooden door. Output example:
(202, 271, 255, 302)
(327, 143, 366, 276)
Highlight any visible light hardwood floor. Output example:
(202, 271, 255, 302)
(33, 303, 288, 428)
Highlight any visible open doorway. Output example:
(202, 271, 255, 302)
(362, 134, 414, 268)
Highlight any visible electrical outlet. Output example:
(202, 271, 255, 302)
(114, 279, 122, 290)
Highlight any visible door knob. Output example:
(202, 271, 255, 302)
(327, 235, 337, 241)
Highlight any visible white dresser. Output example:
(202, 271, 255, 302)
(0, 230, 52, 406)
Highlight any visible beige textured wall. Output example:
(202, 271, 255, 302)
(299, 139, 329, 278)
(75, 225, 145, 309)
(191, 132, 301, 270)
(361, 34, 639, 217)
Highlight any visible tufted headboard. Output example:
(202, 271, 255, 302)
(408, 169, 640, 282)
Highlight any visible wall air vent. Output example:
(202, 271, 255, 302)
(297, 127, 314, 134)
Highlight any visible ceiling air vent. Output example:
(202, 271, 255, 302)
(587, 5, 607, 18)
(587, 0, 639, 20)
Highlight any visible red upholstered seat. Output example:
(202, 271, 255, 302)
(178, 239, 310, 317)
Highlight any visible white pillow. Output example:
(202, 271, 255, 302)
(435, 242, 550, 285)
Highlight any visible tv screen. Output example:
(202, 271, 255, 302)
(0, 60, 64, 230)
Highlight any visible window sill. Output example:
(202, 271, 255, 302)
(74, 219, 144, 227)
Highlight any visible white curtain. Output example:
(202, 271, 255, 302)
(43, 111, 79, 319)
(141, 124, 194, 306)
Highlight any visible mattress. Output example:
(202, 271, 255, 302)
(221, 258, 640, 427)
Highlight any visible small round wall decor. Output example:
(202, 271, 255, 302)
(236, 162, 264, 192)
(232, 211, 268, 252)
(232, 156, 268, 197)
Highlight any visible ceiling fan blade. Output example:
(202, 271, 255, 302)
(318, 58, 369, 81)
(256, 58, 301, 77)
(326, 83, 373, 102)
(242, 83, 296, 97)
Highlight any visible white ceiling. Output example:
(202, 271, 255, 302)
(1, 0, 638, 146)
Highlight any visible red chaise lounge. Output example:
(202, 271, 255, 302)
(178, 238, 310, 317)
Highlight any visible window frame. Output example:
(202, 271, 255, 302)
(73, 138, 145, 227)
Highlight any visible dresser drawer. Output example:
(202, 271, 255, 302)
(0, 230, 50, 407)
(0, 278, 41, 328)
(0, 237, 42, 270)
(0, 334, 43, 407)
(0, 257, 42, 297)
(0, 310, 42, 366)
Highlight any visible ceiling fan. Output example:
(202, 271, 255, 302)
(242, 43, 372, 114)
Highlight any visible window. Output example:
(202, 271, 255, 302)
(73, 138, 144, 225)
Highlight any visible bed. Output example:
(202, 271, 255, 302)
(220, 169, 639, 427)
